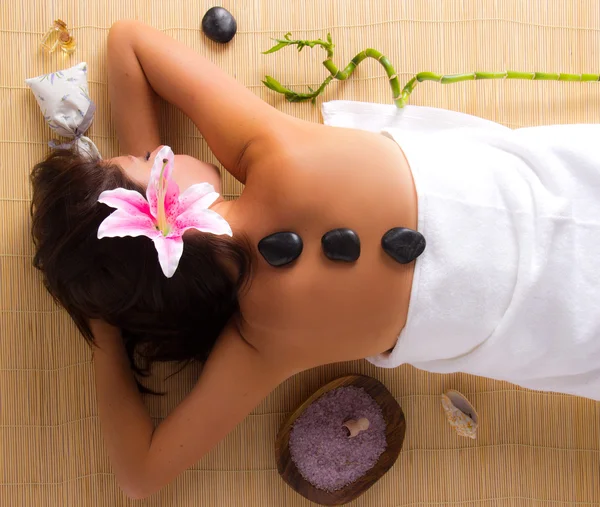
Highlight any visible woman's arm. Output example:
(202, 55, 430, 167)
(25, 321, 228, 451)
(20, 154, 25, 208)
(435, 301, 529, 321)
(106, 24, 161, 156)
(107, 20, 293, 183)
(91, 320, 290, 499)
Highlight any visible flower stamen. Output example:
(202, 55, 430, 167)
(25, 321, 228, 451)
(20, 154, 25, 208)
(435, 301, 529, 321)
(156, 159, 170, 235)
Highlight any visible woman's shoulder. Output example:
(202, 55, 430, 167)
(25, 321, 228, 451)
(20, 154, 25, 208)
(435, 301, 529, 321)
(245, 122, 406, 189)
(238, 119, 415, 237)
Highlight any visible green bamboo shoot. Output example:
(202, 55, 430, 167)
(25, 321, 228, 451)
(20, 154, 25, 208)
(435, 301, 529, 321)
(262, 33, 600, 108)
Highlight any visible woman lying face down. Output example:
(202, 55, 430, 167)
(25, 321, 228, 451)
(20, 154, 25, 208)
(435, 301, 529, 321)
(30, 20, 600, 500)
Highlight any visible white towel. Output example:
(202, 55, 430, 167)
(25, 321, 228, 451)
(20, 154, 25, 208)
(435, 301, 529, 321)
(322, 100, 509, 134)
(322, 100, 600, 400)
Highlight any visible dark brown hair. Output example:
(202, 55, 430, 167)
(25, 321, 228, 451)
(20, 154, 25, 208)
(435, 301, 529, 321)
(30, 149, 251, 392)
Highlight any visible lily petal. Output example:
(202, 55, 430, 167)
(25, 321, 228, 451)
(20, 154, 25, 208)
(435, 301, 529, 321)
(98, 210, 160, 239)
(173, 209, 233, 237)
(163, 178, 182, 223)
(147, 178, 180, 222)
(98, 188, 152, 218)
(178, 183, 219, 214)
(149, 146, 175, 184)
(152, 235, 184, 278)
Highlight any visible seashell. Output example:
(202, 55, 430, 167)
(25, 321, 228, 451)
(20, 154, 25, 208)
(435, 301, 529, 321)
(441, 390, 478, 439)
(342, 417, 370, 438)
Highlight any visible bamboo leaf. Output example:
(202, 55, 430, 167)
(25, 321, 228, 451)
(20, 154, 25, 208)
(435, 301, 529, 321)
(262, 76, 288, 93)
(262, 79, 277, 91)
(263, 41, 289, 54)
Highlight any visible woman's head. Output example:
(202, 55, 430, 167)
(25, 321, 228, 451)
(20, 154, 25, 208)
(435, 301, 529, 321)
(108, 145, 223, 194)
(31, 149, 251, 388)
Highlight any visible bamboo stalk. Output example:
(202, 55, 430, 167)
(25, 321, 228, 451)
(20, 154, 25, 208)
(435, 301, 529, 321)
(262, 33, 600, 108)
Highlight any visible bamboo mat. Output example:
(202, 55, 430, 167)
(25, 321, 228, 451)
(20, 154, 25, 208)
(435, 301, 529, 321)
(1, 0, 600, 506)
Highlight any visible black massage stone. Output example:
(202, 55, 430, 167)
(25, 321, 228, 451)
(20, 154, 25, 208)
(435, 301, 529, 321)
(258, 232, 303, 267)
(202, 7, 237, 43)
(381, 227, 426, 264)
(321, 228, 361, 262)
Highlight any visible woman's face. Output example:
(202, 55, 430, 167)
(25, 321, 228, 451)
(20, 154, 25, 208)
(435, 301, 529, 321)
(109, 146, 222, 193)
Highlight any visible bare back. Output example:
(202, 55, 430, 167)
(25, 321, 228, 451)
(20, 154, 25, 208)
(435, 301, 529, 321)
(236, 121, 418, 368)
(96, 21, 420, 496)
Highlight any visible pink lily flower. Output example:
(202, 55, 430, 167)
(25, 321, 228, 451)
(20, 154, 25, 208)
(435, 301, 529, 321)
(97, 146, 232, 278)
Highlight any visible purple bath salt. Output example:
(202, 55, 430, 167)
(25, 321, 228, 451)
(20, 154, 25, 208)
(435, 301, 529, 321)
(288, 386, 387, 492)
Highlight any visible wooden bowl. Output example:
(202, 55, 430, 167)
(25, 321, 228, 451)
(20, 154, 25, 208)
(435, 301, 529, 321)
(275, 374, 406, 506)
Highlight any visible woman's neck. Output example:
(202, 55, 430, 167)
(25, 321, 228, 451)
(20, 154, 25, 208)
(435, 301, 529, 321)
(210, 198, 239, 233)
(210, 198, 249, 283)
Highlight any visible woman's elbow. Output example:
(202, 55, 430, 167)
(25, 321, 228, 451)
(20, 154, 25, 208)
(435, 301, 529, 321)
(109, 19, 140, 37)
(119, 480, 155, 501)
(117, 472, 161, 500)
(122, 488, 149, 501)
(107, 20, 140, 51)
